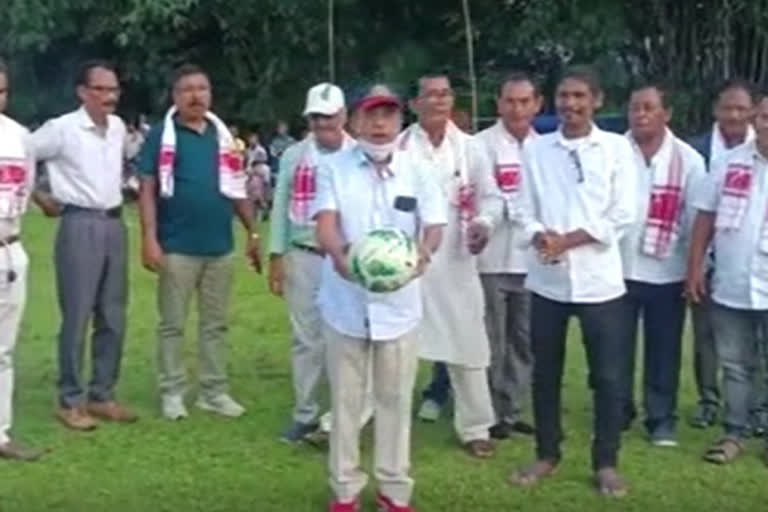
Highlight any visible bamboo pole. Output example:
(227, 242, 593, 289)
(461, 0, 478, 133)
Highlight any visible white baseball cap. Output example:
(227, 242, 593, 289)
(303, 83, 345, 116)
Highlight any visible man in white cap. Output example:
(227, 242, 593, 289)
(269, 82, 356, 442)
(404, 73, 502, 458)
(314, 82, 446, 512)
(0, 58, 45, 461)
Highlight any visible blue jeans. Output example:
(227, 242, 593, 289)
(710, 303, 768, 439)
(421, 362, 451, 406)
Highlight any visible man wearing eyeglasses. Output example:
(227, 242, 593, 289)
(509, 66, 636, 497)
(402, 74, 502, 459)
(32, 60, 136, 431)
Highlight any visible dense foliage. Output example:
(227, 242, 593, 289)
(2, 0, 767, 134)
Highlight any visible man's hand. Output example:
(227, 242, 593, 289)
(246, 236, 262, 273)
(331, 245, 353, 281)
(414, 245, 432, 277)
(142, 236, 165, 273)
(467, 221, 490, 255)
(33, 191, 62, 218)
(534, 230, 564, 263)
(685, 267, 708, 304)
(268, 255, 284, 297)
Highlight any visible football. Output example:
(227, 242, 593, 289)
(347, 228, 419, 293)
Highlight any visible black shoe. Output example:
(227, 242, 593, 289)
(510, 421, 535, 436)
(690, 404, 718, 429)
(489, 422, 512, 440)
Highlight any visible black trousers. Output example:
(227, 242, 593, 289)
(531, 293, 628, 470)
(622, 280, 686, 433)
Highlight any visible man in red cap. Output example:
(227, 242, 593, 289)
(313, 84, 446, 512)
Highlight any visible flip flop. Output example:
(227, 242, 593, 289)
(594, 468, 628, 498)
(509, 460, 558, 488)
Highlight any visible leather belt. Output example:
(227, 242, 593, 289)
(291, 242, 324, 256)
(0, 234, 20, 246)
(62, 205, 122, 218)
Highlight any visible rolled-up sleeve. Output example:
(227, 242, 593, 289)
(517, 147, 545, 245)
(417, 165, 447, 227)
(468, 138, 503, 229)
(582, 138, 636, 246)
(692, 155, 724, 213)
(311, 159, 338, 218)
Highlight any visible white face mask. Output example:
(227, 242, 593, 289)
(358, 138, 397, 162)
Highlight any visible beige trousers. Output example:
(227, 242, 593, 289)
(446, 364, 496, 442)
(325, 323, 419, 506)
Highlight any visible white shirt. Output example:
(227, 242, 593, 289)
(312, 146, 447, 341)
(0, 114, 35, 240)
(621, 129, 706, 284)
(32, 107, 126, 209)
(711, 122, 755, 163)
(694, 140, 768, 310)
(474, 120, 536, 274)
(520, 125, 636, 303)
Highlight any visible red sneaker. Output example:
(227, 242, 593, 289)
(376, 493, 414, 512)
(328, 498, 359, 512)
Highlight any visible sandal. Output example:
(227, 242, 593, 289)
(463, 439, 495, 458)
(594, 467, 628, 498)
(703, 438, 743, 465)
(509, 460, 558, 488)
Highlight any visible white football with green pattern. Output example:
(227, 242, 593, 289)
(348, 228, 419, 293)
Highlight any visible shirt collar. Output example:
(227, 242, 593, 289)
(76, 106, 110, 131)
(494, 119, 537, 146)
(553, 123, 602, 149)
(355, 145, 396, 177)
(627, 127, 676, 167)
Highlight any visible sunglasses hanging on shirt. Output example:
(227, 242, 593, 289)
(568, 149, 585, 184)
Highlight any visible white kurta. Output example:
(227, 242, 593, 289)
(400, 122, 502, 368)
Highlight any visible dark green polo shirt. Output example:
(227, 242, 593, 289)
(138, 119, 234, 257)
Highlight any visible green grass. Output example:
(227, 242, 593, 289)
(4, 208, 767, 511)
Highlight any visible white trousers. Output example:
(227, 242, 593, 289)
(325, 324, 419, 506)
(0, 241, 28, 445)
(447, 364, 496, 442)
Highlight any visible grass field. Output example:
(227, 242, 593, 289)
(3, 207, 767, 511)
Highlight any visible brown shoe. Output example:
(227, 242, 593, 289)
(464, 439, 495, 458)
(0, 440, 47, 461)
(56, 407, 98, 431)
(86, 401, 138, 423)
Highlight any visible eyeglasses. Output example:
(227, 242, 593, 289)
(86, 85, 121, 94)
(568, 149, 584, 183)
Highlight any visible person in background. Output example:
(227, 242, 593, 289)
(473, 71, 541, 439)
(269, 82, 355, 443)
(509, 66, 636, 497)
(0, 57, 45, 461)
(137, 64, 261, 421)
(270, 120, 296, 162)
(620, 83, 706, 446)
(229, 124, 246, 155)
(687, 79, 767, 436)
(314, 83, 446, 512)
(687, 91, 768, 465)
(32, 59, 136, 431)
(245, 132, 271, 220)
(404, 73, 502, 458)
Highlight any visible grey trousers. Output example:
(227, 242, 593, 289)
(710, 303, 768, 438)
(54, 210, 127, 408)
(283, 249, 325, 424)
(692, 297, 768, 413)
(691, 298, 720, 408)
(480, 273, 532, 424)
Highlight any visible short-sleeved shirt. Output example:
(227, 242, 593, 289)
(312, 146, 447, 341)
(693, 140, 768, 310)
(138, 118, 234, 257)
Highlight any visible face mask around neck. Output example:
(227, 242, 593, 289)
(358, 138, 396, 162)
